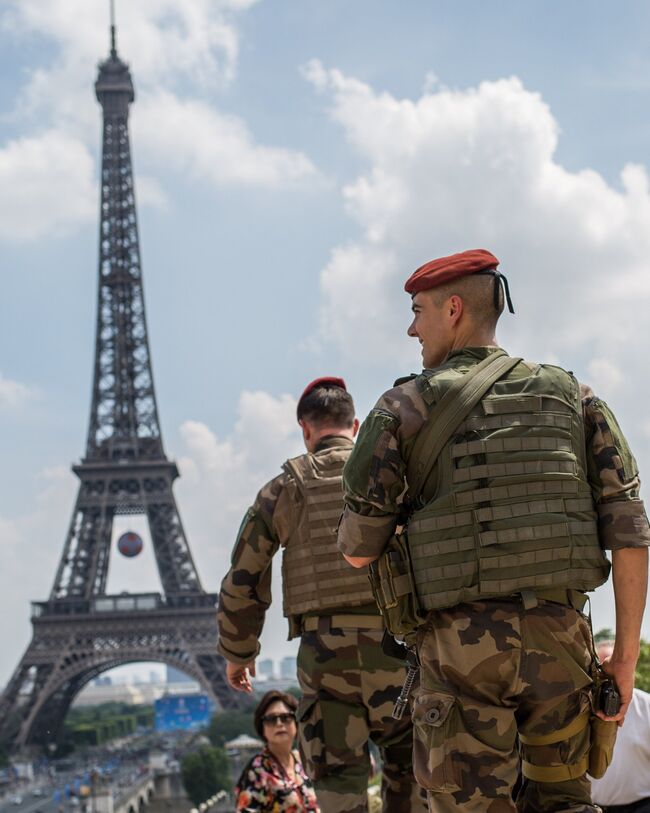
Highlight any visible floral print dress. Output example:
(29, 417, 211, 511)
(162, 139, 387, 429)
(234, 748, 319, 812)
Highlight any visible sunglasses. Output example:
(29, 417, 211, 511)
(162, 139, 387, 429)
(262, 713, 295, 726)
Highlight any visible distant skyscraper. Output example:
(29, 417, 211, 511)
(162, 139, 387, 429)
(258, 659, 275, 679)
(167, 666, 194, 684)
(279, 657, 297, 681)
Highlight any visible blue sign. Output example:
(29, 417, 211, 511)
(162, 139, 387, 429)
(154, 694, 212, 732)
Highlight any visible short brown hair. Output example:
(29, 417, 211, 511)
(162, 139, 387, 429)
(430, 273, 504, 331)
(253, 690, 298, 740)
(296, 385, 355, 428)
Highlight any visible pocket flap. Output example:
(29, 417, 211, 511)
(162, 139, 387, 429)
(413, 689, 456, 727)
(297, 695, 318, 723)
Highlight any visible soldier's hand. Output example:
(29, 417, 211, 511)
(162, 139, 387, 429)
(598, 655, 635, 725)
(226, 660, 256, 693)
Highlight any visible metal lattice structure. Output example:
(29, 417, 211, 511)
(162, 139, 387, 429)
(0, 27, 246, 752)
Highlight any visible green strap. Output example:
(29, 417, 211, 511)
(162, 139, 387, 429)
(521, 755, 588, 783)
(519, 708, 590, 746)
(407, 352, 522, 501)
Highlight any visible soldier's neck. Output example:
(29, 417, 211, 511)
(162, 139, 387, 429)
(305, 426, 354, 453)
(449, 326, 498, 355)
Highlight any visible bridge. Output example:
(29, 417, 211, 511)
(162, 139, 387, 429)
(111, 774, 155, 813)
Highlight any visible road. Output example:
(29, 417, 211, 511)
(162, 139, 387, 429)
(0, 764, 149, 813)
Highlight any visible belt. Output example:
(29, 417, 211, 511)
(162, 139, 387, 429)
(302, 614, 384, 632)
(519, 588, 588, 612)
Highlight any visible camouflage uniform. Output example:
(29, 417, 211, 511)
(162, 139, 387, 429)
(338, 348, 650, 813)
(218, 436, 427, 813)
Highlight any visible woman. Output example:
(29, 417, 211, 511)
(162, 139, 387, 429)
(235, 690, 319, 812)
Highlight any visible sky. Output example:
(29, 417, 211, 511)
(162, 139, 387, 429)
(1, 0, 650, 689)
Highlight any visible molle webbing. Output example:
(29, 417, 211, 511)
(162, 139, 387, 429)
(407, 360, 610, 611)
(452, 459, 578, 484)
(281, 450, 375, 616)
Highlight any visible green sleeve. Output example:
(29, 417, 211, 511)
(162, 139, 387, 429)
(217, 488, 281, 663)
(338, 409, 405, 559)
(584, 396, 650, 550)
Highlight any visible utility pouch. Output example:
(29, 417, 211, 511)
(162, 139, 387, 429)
(368, 531, 424, 646)
(589, 716, 617, 779)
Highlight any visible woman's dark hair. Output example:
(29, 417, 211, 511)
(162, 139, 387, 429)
(254, 690, 298, 740)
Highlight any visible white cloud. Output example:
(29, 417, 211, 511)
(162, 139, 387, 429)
(304, 61, 650, 382)
(0, 0, 314, 242)
(0, 128, 166, 242)
(0, 372, 35, 408)
(177, 390, 302, 556)
(135, 91, 316, 188)
(4, 0, 256, 98)
(0, 130, 96, 241)
(175, 390, 304, 666)
(135, 174, 169, 210)
(587, 358, 623, 397)
(303, 61, 650, 640)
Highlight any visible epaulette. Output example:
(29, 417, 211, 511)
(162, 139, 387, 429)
(393, 373, 418, 387)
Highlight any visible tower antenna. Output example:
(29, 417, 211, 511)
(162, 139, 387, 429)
(110, 0, 117, 56)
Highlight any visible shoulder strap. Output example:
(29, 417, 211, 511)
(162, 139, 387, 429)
(283, 456, 307, 491)
(407, 352, 522, 500)
(283, 455, 342, 494)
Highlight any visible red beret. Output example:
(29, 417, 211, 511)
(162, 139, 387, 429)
(297, 377, 347, 419)
(405, 249, 499, 295)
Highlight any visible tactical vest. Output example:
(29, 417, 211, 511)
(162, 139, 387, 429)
(407, 359, 611, 611)
(281, 446, 376, 617)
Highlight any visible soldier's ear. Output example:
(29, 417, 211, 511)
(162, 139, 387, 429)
(353, 418, 360, 437)
(299, 419, 311, 446)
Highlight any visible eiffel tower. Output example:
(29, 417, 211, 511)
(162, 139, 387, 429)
(0, 20, 245, 752)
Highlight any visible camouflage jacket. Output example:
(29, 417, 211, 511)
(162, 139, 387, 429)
(217, 436, 377, 665)
(338, 347, 650, 560)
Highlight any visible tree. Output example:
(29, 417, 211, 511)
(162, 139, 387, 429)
(636, 638, 650, 693)
(181, 746, 231, 805)
(207, 710, 256, 748)
(594, 630, 650, 693)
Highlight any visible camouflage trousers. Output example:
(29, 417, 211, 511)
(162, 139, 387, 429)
(297, 621, 427, 813)
(414, 598, 598, 813)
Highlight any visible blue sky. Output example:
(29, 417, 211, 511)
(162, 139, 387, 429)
(1, 1, 650, 686)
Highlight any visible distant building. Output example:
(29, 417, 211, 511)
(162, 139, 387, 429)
(155, 694, 212, 732)
(279, 657, 297, 681)
(166, 666, 194, 684)
(258, 659, 275, 679)
(73, 683, 150, 706)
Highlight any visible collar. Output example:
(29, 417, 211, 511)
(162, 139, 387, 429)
(445, 346, 506, 363)
(314, 435, 354, 453)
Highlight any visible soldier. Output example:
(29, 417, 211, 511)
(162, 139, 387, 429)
(217, 377, 427, 813)
(338, 249, 650, 813)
